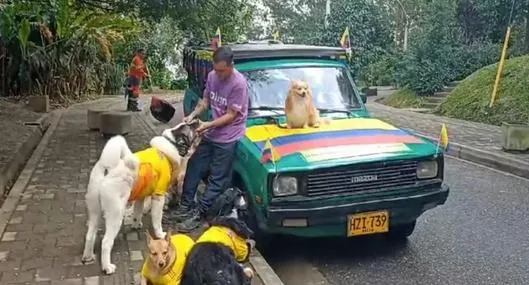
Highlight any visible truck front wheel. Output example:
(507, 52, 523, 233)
(234, 184, 274, 252)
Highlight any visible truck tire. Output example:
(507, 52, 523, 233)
(234, 183, 274, 252)
(386, 220, 416, 241)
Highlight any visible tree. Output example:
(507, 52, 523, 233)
(264, 0, 328, 44)
(0, 0, 138, 98)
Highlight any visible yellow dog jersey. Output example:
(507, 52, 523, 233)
(141, 234, 195, 285)
(129, 147, 173, 202)
(195, 226, 250, 263)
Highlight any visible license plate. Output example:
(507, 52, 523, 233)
(347, 210, 389, 237)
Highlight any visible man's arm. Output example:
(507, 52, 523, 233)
(188, 88, 209, 119)
(209, 108, 238, 128)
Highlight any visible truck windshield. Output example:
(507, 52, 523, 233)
(242, 66, 361, 112)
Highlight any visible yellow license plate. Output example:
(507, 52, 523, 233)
(347, 210, 389, 237)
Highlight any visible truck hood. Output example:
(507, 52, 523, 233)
(244, 118, 438, 172)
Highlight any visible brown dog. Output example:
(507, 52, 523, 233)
(140, 230, 195, 285)
(285, 80, 326, 128)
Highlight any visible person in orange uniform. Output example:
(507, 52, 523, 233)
(126, 48, 150, 112)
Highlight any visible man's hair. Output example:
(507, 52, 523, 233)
(136, 48, 145, 54)
(213, 46, 234, 66)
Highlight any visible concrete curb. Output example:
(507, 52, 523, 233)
(136, 108, 285, 285)
(417, 132, 529, 179)
(250, 250, 285, 285)
(0, 110, 62, 236)
(0, 111, 56, 197)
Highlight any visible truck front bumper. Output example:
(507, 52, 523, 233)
(262, 184, 449, 237)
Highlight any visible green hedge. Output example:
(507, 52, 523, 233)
(439, 55, 529, 125)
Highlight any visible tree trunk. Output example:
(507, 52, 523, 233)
(403, 20, 409, 51)
(525, 0, 529, 53)
(324, 0, 331, 27)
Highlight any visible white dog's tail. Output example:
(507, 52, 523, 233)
(98, 135, 137, 173)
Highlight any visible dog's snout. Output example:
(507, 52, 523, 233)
(158, 261, 165, 267)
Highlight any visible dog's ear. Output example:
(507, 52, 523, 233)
(165, 230, 172, 242)
(145, 230, 153, 244)
(236, 219, 254, 239)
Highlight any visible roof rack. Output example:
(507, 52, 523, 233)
(184, 43, 347, 61)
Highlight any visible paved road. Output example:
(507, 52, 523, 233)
(264, 157, 529, 285)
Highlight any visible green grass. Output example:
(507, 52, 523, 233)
(438, 55, 529, 125)
(383, 88, 425, 108)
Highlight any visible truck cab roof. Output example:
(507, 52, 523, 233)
(185, 42, 347, 62)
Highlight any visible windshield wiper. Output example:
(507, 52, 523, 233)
(249, 106, 285, 111)
(317, 108, 352, 114)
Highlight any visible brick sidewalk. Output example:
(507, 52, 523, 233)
(0, 96, 268, 285)
(366, 99, 529, 164)
(0, 98, 157, 284)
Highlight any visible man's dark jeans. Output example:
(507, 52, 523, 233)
(180, 139, 238, 215)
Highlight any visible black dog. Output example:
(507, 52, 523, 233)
(180, 216, 255, 285)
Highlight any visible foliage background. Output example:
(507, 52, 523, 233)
(1, 0, 529, 101)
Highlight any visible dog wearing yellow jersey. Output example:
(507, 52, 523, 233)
(140, 230, 194, 285)
(180, 215, 255, 285)
(81, 121, 201, 275)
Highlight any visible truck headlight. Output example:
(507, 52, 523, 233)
(416, 160, 438, 179)
(272, 176, 298, 197)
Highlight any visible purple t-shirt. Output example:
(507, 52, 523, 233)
(204, 69, 248, 143)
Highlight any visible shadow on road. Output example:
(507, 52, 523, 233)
(263, 233, 412, 263)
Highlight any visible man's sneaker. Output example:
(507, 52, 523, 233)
(175, 209, 204, 233)
(162, 204, 193, 224)
(127, 106, 141, 112)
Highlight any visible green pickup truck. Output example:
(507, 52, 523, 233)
(182, 42, 449, 242)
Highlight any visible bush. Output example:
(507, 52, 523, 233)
(383, 88, 425, 108)
(170, 78, 188, 90)
(445, 40, 501, 82)
(102, 63, 127, 95)
(397, 39, 501, 96)
(148, 67, 174, 90)
(396, 43, 449, 95)
(439, 55, 529, 125)
(361, 50, 399, 87)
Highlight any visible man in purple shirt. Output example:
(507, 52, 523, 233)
(169, 46, 248, 231)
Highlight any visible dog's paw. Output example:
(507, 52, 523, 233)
(247, 239, 256, 250)
(103, 263, 117, 275)
(131, 219, 143, 230)
(81, 254, 96, 264)
(154, 231, 166, 239)
(243, 267, 254, 279)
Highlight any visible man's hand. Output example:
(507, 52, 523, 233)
(183, 114, 195, 124)
(196, 121, 213, 136)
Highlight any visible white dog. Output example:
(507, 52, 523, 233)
(81, 135, 140, 274)
(81, 122, 200, 275)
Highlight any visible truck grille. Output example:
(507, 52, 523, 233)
(306, 160, 418, 197)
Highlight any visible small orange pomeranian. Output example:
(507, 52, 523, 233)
(285, 80, 328, 128)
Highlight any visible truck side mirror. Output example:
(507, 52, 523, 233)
(359, 92, 367, 104)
